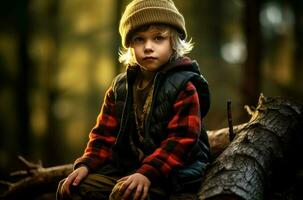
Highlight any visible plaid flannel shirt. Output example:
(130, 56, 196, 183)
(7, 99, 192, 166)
(75, 81, 201, 183)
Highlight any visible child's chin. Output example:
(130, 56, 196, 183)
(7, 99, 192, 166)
(140, 66, 159, 72)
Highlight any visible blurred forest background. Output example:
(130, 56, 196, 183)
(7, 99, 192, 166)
(0, 0, 303, 182)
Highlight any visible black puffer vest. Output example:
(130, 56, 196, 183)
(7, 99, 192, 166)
(111, 60, 210, 191)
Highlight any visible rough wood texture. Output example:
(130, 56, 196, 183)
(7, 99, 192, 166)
(207, 124, 246, 159)
(198, 95, 303, 200)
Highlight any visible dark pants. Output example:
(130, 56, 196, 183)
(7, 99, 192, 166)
(56, 173, 169, 200)
(56, 173, 198, 199)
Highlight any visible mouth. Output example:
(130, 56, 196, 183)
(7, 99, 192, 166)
(143, 56, 157, 61)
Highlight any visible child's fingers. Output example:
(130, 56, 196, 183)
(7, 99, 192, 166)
(73, 173, 85, 186)
(63, 173, 77, 195)
(62, 167, 88, 195)
(141, 185, 149, 200)
(121, 182, 136, 200)
(118, 179, 130, 195)
(72, 166, 89, 186)
(133, 184, 143, 200)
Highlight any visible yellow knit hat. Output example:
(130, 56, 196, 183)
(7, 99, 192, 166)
(119, 0, 187, 48)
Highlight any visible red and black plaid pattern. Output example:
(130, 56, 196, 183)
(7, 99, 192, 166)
(75, 87, 118, 170)
(75, 82, 202, 184)
(136, 82, 201, 183)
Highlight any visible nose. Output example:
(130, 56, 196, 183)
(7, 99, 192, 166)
(144, 40, 154, 53)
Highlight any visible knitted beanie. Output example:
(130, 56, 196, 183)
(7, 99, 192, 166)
(119, 0, 187, 48)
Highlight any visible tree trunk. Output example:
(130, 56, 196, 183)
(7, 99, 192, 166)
(198, 94, 303, 200)
(16, 0, 31, 158)
(292, 0, 303, 94)
(241, 0, 262, 115)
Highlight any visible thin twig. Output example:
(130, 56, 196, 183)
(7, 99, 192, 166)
(18, 155, 42, 169)
(17, 155, 43, 176)
(10, 170, 29, 177)
(0, 180, 12, 186)
(244, 105, 256, 116)
(227, 100, 235, 141)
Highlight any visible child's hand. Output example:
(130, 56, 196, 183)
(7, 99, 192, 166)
(118, 173, 150, 200)
(60, 165, 89, 197)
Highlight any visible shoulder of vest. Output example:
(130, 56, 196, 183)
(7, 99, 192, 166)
(112, 72, 127, 92)
(164, 70, 202, 89)
(163, 70, 210, 117)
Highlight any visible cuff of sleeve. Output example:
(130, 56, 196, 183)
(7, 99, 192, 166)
(136, 164, 161, 185)
(74, 157, 102, 172)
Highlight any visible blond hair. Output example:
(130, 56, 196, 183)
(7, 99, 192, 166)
(118, 24, 194, 67)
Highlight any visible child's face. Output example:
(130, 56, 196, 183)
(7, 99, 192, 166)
(130, 26, 173, 72)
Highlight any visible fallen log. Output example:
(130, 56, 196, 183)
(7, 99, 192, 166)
(198, 94, 303, 200)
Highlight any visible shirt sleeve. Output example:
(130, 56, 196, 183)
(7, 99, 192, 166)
(74, 87, 119, 171)
(136, 81, 202, 183)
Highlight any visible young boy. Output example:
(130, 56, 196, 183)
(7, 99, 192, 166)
(57, 0, 210, 199)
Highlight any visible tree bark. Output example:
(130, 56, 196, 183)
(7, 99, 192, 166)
(198, 94, 303, 200)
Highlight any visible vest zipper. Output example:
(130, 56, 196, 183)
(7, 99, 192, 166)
(115, 79, 132, 146)
(144, 73, 162, 137)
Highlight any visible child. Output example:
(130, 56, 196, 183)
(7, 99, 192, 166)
(57, 0, 210, 199)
